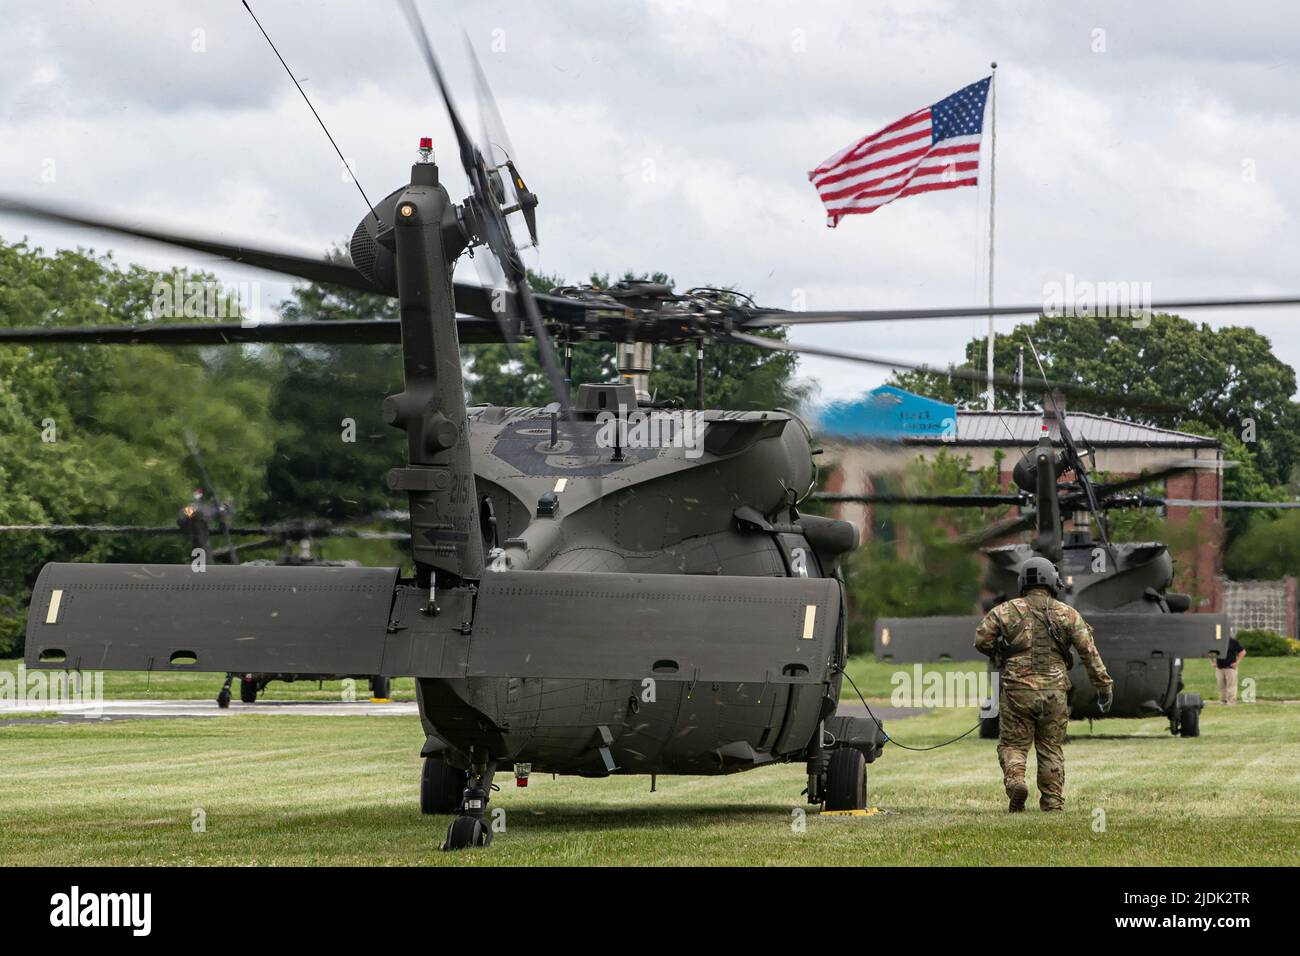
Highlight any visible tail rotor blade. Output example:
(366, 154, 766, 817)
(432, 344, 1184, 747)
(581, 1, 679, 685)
(465, 32, 538, 247)
(397, 0, 529, 356)
(396, 2, 562, 410)
(395, 0, 478, 176)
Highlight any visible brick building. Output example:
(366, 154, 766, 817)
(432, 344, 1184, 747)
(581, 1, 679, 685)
(820, 402, 1228, 612)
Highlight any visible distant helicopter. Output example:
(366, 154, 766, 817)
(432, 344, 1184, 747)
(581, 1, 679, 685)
(1, 473, 410, 707)
(823, 375, 1288, 739)
(5, 1, 1300, 849)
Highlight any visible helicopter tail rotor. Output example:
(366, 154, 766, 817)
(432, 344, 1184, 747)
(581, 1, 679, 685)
(396, 0, 567, 412)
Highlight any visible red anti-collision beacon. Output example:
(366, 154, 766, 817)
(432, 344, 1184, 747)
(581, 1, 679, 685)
(418, 137, 433, 163)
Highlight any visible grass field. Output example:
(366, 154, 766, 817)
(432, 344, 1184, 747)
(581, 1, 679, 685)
(842, 655, 1300, 702)
(5, 655, 1297, 704)
(0, 657, 418, 701)
(1, 685, 1296, 865)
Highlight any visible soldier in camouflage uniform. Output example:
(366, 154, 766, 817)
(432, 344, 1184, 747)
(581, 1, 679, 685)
(975, 557, 1113, 812)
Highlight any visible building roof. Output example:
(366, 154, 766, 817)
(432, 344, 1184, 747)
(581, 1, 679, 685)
(817, 385, 956, 441)
(913, 410, 1219, 448)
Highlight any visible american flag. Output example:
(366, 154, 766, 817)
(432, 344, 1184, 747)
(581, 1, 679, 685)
(809, 76, 991, 227)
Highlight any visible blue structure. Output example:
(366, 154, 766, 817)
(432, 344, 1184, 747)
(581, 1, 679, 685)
(817, 385, 957, 441)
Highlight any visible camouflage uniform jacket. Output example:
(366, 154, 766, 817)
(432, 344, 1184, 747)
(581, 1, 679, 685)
(974, 590, 1113, 693)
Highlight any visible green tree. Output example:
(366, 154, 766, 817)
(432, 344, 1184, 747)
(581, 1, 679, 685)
(890, 311, 1300, 548)
(1224, 511, 1300, 580)
(261, 281, 405, 521)
(1175, 423, 1289, 541)
(0, 239, 281, 653)
(892, 314, 1300, 482)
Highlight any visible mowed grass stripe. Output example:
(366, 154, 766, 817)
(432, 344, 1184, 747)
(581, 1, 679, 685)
(1, 703, 1296, 866)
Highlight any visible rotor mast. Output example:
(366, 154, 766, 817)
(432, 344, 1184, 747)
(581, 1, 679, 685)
(1030, 432, 1064, 563)
(616, 342, 654, 404)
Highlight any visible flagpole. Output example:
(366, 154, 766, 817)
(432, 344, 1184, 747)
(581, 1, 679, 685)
(985, 61, 998, 411)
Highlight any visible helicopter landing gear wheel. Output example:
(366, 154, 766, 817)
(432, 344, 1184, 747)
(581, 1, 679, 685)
(370, 676, 391, 700)
(421, 756, 468, 815)
(443, 815, 492, 850)
(978, 715, 1000, 739)
(823, 747, 867, 812)
(441, 763, 495, 851)
(1170, 692, 1203, 738)
(239, 676, 258, 704)
(216, 673, 234, 709)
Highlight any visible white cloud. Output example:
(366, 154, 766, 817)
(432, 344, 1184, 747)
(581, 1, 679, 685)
(2, 0, 1298, 407)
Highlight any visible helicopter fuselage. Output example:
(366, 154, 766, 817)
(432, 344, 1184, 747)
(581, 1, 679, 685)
(414, 400, 867, 777)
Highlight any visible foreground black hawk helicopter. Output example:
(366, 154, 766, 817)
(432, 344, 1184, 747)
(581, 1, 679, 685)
(5, 2, 1300, 848)
(825, 376, 1288, 740)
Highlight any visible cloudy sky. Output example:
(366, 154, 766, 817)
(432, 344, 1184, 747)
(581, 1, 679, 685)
(2, 0, 1298, 405)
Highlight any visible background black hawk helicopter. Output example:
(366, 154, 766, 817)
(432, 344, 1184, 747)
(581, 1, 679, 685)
(823, 366, 1295, 740)
(1, 439, 411, 706)
(4, 1, 1300, 849)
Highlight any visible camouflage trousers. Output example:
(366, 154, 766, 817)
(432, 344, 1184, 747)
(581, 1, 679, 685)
(997, 685, 1069, 811)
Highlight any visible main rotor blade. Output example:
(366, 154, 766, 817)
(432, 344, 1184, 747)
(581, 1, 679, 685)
(0, 195, 381, 295)
(0, 524, 181, 535)
(0, 523, 270, 536)
(228, 529, 411, 543)
(514, 280, 571, 414)
(743, 294, 1300, 328)
(222, 537, 279, 555)
(1143, 498, 1300, 510)
(957, 511, 1037, 549)
(813, 492, 1028, 507)
(0, 522, 413, 539)
(726, 331, 1187, 417)
(0, 317, 511, 346)
(233, 526, 412, 541)
(1094, 459, 1237, 497)
(0, 192, 597, 328)
(318, 528, 411, 540)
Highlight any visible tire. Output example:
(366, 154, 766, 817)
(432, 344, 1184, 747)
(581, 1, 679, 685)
(421, 757, 468, 815)
(1178, 704, 1200, 738)
(370, 676, 391, 699)
(824, 747, 867, 811)
(216, 692, 230, 710)
(442, 814, 492, 850)
(239, 677, 258, 704)
(979, 715, 1000, 739)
